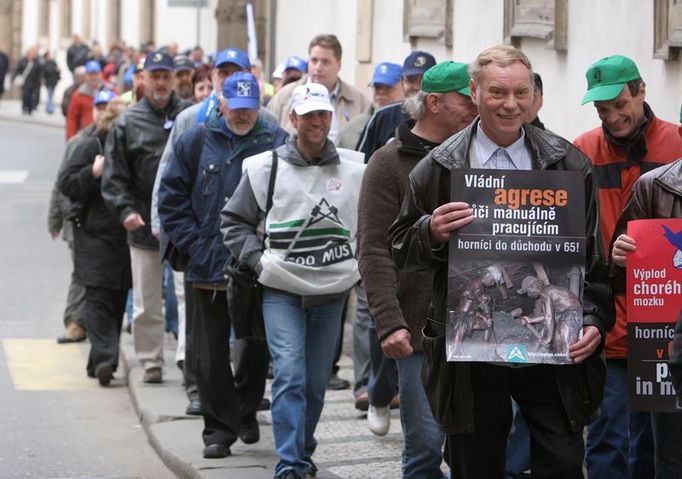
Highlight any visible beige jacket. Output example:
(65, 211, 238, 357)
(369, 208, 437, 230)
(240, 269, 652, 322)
(267, 75, 371, 138)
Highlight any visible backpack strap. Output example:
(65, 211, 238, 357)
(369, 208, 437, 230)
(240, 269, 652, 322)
(262, 149, 278, 249)
(265, 149, 278, 214)
(187, 123, 206, 183)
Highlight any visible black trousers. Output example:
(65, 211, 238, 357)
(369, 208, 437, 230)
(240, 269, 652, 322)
(445, 363, 584, 479)
(84, 286, 127, 377)
(233, 336, 268, 420)
(191, 288, 268, 447)
(183, 283, 199, 401)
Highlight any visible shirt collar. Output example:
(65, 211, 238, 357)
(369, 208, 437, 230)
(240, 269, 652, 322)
(475, 123, 526, 168)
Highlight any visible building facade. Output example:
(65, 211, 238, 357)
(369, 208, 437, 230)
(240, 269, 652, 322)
(2, 0, 680, 140)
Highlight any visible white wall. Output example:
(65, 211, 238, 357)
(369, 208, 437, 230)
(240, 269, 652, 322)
(370, 0, 412, 64)
(120, 0, 140, 49)
(274, 0, 359, 85)
(365, 0, 682, 141)
(21, 0, 39, 53)
(71, 0, 83, 37)
(446, 0, 682, 140)
(155, 0, 219, 55)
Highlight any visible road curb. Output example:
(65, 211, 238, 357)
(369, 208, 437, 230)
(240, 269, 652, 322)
(120, 337, 202, 479)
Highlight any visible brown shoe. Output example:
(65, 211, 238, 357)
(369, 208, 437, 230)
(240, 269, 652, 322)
(389, 393, 400, 410)
(354, 391, 369, 411)
(143, 367, 163, 384)
(56, 322, 87, 344)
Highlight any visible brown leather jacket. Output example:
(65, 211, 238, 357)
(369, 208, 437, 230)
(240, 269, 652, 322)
(387, 119, 613, 434)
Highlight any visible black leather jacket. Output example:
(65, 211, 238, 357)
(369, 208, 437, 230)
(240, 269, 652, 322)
(102, 94, 191, 249)
(387, 119, 614, 434)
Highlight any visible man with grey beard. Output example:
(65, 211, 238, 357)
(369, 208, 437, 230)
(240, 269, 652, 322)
(102, 51, 192, 384)
(173, 55, 195, 100)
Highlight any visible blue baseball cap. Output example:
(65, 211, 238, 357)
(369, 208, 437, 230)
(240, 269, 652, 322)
(369, 62, 403, 86)
(215, 48, 251, 70)
(222, 72, 260, 110)
(284, 56, 308, 73)
(402, 51, 437, 77)
(144, 51, 174, 72)
(94, 89, 118, 106)
(85, 60, 101, 74)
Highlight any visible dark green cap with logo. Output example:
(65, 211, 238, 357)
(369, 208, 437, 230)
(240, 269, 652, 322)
(421, 61, 471, 96)
(581, 55, 641, 105)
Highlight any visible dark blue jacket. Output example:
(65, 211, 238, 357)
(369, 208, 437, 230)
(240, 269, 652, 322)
(357, 102, 409, 162)
(158, 109, 288, 284)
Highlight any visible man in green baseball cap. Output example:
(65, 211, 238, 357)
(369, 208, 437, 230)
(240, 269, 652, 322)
(354, 58, 476, 477)
(413, 60, 477, 135)
(575, 54, 682, 479)
(580, 55, 642, 105)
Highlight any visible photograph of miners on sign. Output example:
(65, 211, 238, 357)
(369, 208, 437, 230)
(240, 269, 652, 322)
(446, 169, 586, 364)
(447, 261, 584, 364)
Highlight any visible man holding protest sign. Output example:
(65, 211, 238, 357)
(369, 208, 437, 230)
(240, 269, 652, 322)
(388, 44, 612, 478)
(610, 109, 682, 479)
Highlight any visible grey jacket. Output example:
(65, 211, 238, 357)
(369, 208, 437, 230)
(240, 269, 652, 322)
(221, 136, 351, 306)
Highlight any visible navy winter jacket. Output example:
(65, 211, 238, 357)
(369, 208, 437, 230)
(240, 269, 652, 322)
(158, 109, 288, 284)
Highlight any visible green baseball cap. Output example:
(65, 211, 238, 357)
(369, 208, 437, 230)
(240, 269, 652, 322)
(581, 55, 641, 105)
(421, 61, 471, 96)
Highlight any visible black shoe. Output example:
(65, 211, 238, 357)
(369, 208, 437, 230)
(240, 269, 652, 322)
(202, 443, 230, 459)
(258, 397, 271, 411)
(185, 398, 203, 416)
(305, 457, 318, 477)
(95, 362, 114, 386)
(327, 373, 350, 390)
(277, 470, 303, 479)
(239, 417, 260, 444)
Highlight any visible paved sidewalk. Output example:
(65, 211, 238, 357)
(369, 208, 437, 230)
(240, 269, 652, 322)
(0, 99, 66, 129)
(120, 333, 405, 479)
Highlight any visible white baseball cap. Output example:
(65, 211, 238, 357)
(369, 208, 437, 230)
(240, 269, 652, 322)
(289, 83, 334, 115)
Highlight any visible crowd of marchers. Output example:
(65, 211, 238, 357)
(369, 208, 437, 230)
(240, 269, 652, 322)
(40, 31, 682, 479)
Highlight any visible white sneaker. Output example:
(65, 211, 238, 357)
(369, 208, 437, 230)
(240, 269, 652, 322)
(367, 405, 390, 436)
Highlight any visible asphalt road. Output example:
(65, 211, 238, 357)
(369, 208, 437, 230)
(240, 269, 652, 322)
(0, 119, 175, 478)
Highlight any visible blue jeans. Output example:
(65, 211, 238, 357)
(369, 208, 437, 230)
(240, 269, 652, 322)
(505, 401, 531, 478)
(651, 412, 682, 479)
(396, 353, 445, 479)
(358, 283, 396, 408)
(45, 85, 55, 113)
(125, 289, 133, 324)
(163, 263, 178, 336)
(352, 283, 371, 395)
(263, 288, 346, 478)
(586, 359, 654, 479)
